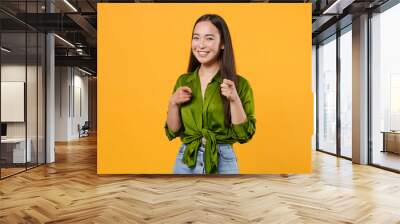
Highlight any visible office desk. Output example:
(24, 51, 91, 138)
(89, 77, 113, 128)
(381, 131, 400, 154)
(1, 138, 31, 163)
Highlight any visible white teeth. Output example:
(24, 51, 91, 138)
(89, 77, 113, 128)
(198, 51, 209, 56)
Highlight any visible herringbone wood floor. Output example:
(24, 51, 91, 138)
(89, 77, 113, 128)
(1, 134, 400, 224)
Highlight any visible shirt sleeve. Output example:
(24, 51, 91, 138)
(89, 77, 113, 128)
(164, 75, 184, 141)
(164, 122, 182, 141)
(231, 77, 256, 144)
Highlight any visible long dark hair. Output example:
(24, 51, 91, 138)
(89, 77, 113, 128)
(187, 14, 237, 127)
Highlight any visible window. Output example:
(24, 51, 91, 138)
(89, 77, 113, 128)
(317, 35, 337, 154)
(371, 2, 400, 171)
(339, 27, 352, 158)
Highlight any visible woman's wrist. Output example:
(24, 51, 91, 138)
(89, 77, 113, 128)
(229, 94, 240, 103)
(169, 98, 179, 108)
(230, 95, 247, 124)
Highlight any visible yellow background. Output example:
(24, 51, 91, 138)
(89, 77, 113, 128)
(98, 3, 312, 174)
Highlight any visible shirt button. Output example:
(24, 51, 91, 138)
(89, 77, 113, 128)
(200, 162, 203, 166)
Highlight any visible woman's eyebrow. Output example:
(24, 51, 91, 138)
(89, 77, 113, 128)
(192, 33, 215, 37)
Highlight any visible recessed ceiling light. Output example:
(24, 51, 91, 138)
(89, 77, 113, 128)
(63, 0, 78, 12)
(54, 34, 75, 48)
(1, 47, 11, 53)
(323, 0, 355, 15)
(77, 67, 93, 76)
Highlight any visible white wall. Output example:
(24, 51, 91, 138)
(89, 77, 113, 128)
(55, 67, 89, 141)
(1, 63, 46, 163)
(72, 73, 89, 138)
(1, 65, 38, 137)
(1, 64, 26, 81)
(55, 66, 70, 141)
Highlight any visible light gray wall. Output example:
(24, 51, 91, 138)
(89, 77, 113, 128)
(55, 67, 89, 141)
(55, 66, 70, 141)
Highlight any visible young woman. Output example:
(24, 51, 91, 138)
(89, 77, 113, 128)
(165, 14, 256, 174)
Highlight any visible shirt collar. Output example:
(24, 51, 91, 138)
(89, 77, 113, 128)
(193, 66, 222, 84)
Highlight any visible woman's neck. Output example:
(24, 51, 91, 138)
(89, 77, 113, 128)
(199, 60, 220, 80)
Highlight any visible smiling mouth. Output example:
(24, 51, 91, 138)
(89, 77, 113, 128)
(197, 51, 210, 56)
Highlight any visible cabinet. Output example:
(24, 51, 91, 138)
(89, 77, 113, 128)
(0, 138, 32, 165)
(382, 132, 400, 154)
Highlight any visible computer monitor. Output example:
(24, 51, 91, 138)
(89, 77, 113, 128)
(1, 123, 7, 137)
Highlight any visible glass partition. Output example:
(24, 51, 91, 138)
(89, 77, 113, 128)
(1, 30, 28, 177)
(317, 35, 337, 154)
(0, 1, 46, 179)
(38, 32, 45, 165)
(27, 30, 38, 169)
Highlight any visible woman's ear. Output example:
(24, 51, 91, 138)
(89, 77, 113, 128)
(221, 45, 224, 50)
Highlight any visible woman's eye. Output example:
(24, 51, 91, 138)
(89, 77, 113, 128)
(192, 36, 199, 40)
(207, 37, 214, 41)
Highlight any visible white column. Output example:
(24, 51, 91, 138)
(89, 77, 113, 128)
(46, 1, 55, 163)
(352, 14, 369, 164)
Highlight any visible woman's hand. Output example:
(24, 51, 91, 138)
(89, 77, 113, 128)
(220, 79, 239, 102)
(170, 86, 192, 106)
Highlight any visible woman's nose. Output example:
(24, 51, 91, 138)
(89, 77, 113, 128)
(199, 39, 206, 48)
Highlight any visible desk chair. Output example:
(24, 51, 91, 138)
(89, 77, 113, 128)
(79, 121, 90, 138)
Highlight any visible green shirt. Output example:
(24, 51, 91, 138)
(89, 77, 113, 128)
(165, 67, 256, 174)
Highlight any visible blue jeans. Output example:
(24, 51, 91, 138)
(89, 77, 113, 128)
(173, 143, 239, 174)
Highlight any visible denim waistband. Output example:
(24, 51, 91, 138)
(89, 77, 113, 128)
(198, 143, 232, 151)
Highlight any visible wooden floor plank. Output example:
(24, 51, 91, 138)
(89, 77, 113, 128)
(1, 134, 400, 223)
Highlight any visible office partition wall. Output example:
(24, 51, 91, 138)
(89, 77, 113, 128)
(0, 0, 47, 179)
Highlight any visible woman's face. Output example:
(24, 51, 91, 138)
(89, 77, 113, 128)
(191, 21, 224, 66)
